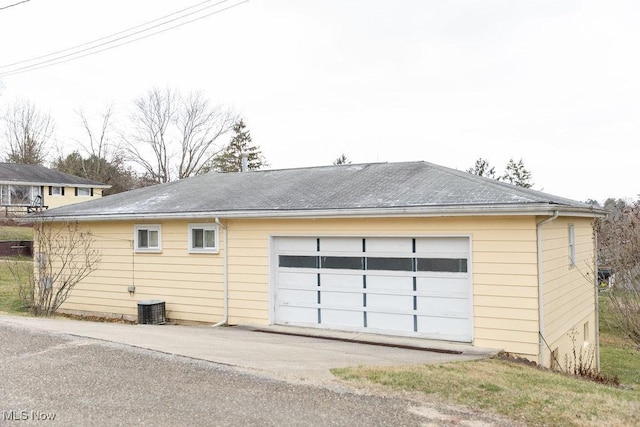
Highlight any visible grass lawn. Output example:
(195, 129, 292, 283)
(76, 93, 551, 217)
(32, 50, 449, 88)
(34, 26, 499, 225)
(333, 297, 640, 426)
(0, 258, 32, 314)
(0, 225, 33, 241)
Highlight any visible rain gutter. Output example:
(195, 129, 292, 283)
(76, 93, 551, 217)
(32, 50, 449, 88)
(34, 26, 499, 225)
(24, 204, 603, 223)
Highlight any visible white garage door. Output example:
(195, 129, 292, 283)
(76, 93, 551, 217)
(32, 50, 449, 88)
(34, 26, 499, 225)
(273, 236, 472, 342)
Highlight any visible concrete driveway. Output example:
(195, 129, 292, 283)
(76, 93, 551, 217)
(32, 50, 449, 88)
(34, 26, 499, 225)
(0, 315, 497, 385)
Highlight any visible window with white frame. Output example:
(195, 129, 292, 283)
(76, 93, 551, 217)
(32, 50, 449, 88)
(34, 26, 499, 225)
(568, 224, 576, 268)
(76, 187, 92, 197)
(135, 225, 161, 252)
(188, 223, 218, 253)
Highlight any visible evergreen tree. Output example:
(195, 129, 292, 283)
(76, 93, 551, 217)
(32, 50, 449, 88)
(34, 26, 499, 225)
(466, 158, 496, 178)
(333, 154, 351, 165)
(501, 158, 533, 188)
(209, 120, 266, 172)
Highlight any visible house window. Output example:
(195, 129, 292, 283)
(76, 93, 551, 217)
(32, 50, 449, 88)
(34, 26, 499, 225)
(568, 224, 576, 268)
(76, 187, 92, 197)
(135, 225, 161, 253)
(50, 186, 64, 196)
(0, 185, 40, 206)
(188, 224, 218, 253)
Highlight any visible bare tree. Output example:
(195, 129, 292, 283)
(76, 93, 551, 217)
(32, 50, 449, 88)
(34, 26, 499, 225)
(75, 105, 118, 177)
(596, 199, 640, 345)
(10, 220, 102, 317)
(122, 88, 235, 183)
(2, 99, 54, 165)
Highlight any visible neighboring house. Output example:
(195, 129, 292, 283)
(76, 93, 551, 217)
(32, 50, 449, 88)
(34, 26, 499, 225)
(30, 161, 604, 368)
(0, 163, 110, 216)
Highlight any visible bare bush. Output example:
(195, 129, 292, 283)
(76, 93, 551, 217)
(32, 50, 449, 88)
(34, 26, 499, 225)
(596, 200, 640, 345)
(12, 221, 102, 316)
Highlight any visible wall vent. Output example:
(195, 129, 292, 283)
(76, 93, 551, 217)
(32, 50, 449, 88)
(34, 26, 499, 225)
(137, 300, 166, 325)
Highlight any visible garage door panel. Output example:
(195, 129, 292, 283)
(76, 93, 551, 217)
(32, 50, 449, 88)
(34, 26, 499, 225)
(366, 237, 412, 254)
(321, 290, 362, 308)
(321, 273, 363, 289)
(415, 237, 469, 257)
(277, 271, 317, 287)
(319, 237, 363, 253)
(417, 316, 471, 341)
(417, 296, 469, 316)
(367, 294, 413, 311)
(278, 289, 317, 306)
(276, 306, 317, 325)
(416, 277, 470, 297)
(367, 312, 414, 332)
(321, 309, 362, 328)
(366, 275, 413, 292)
(278, 237, 317, 252)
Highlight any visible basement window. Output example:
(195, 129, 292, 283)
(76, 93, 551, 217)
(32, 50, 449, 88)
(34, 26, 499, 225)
(135, 225, 161, 253)
(188, 224, 218, 253)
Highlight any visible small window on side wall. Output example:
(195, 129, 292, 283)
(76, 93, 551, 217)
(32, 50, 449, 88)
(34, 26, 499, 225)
(135, 225, 161, 253)
(568, 224, 576, 268)
(189, 224, 218, 253)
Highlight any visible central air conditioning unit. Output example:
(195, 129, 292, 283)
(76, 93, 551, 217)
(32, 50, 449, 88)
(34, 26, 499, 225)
(137, 300, 166, 325)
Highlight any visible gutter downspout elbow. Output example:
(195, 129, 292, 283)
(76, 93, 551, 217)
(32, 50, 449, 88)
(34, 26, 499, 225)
(212, 218, 228, 327)
(537, 210, 559, 367)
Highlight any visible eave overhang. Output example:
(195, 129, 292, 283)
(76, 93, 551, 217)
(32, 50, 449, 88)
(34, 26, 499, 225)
(22, 203, 605, 223)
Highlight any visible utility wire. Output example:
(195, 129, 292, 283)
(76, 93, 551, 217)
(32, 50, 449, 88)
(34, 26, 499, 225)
(0, 0, 31, 11)
(0, 0, 249, 77)
(0, 0, 225, 70)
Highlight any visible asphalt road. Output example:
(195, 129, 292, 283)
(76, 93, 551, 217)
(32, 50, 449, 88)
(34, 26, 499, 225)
(0, 322, 510, 426)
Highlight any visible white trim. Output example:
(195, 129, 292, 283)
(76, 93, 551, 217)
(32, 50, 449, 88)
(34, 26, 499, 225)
(188, 223, 219, 253)
(29, 205, 605, 223)
(134, 224, 162, 253)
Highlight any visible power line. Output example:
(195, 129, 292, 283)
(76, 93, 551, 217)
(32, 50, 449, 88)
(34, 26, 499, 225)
(0, 0, 225, 70)
(0, 0, 31, 11)
(0, 0, 249, 78)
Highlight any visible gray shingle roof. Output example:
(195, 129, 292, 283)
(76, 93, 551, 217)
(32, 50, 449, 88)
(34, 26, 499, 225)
(34, 161, 599, 220)
(0, 163, 109, 187)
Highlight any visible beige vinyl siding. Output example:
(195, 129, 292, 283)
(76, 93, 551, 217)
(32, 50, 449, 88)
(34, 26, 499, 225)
(541, 217, 597, 368)
(59, 220, 225, 323)
(224, 216, 540, 358)
(44, 186, 104, 209)
(55, 215, 552, 360)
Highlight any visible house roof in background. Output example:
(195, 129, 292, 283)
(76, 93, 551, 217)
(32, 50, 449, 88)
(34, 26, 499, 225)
(32, 161, 602, 221)
(0, 163, 110, 188)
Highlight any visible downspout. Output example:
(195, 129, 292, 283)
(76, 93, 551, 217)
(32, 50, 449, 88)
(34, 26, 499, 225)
(537, 210, 559, 367)
(212, 218, 228, 327)
(594, 229, 601, 372)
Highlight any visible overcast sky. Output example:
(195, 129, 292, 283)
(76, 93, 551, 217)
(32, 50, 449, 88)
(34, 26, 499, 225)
(0, 0, 638, 203)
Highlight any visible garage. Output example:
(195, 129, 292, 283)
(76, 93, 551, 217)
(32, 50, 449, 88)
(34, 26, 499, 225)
(273, 236, 473, 342)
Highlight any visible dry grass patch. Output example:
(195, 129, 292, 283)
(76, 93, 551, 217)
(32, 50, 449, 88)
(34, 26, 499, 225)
(333, 357, 640, 426)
